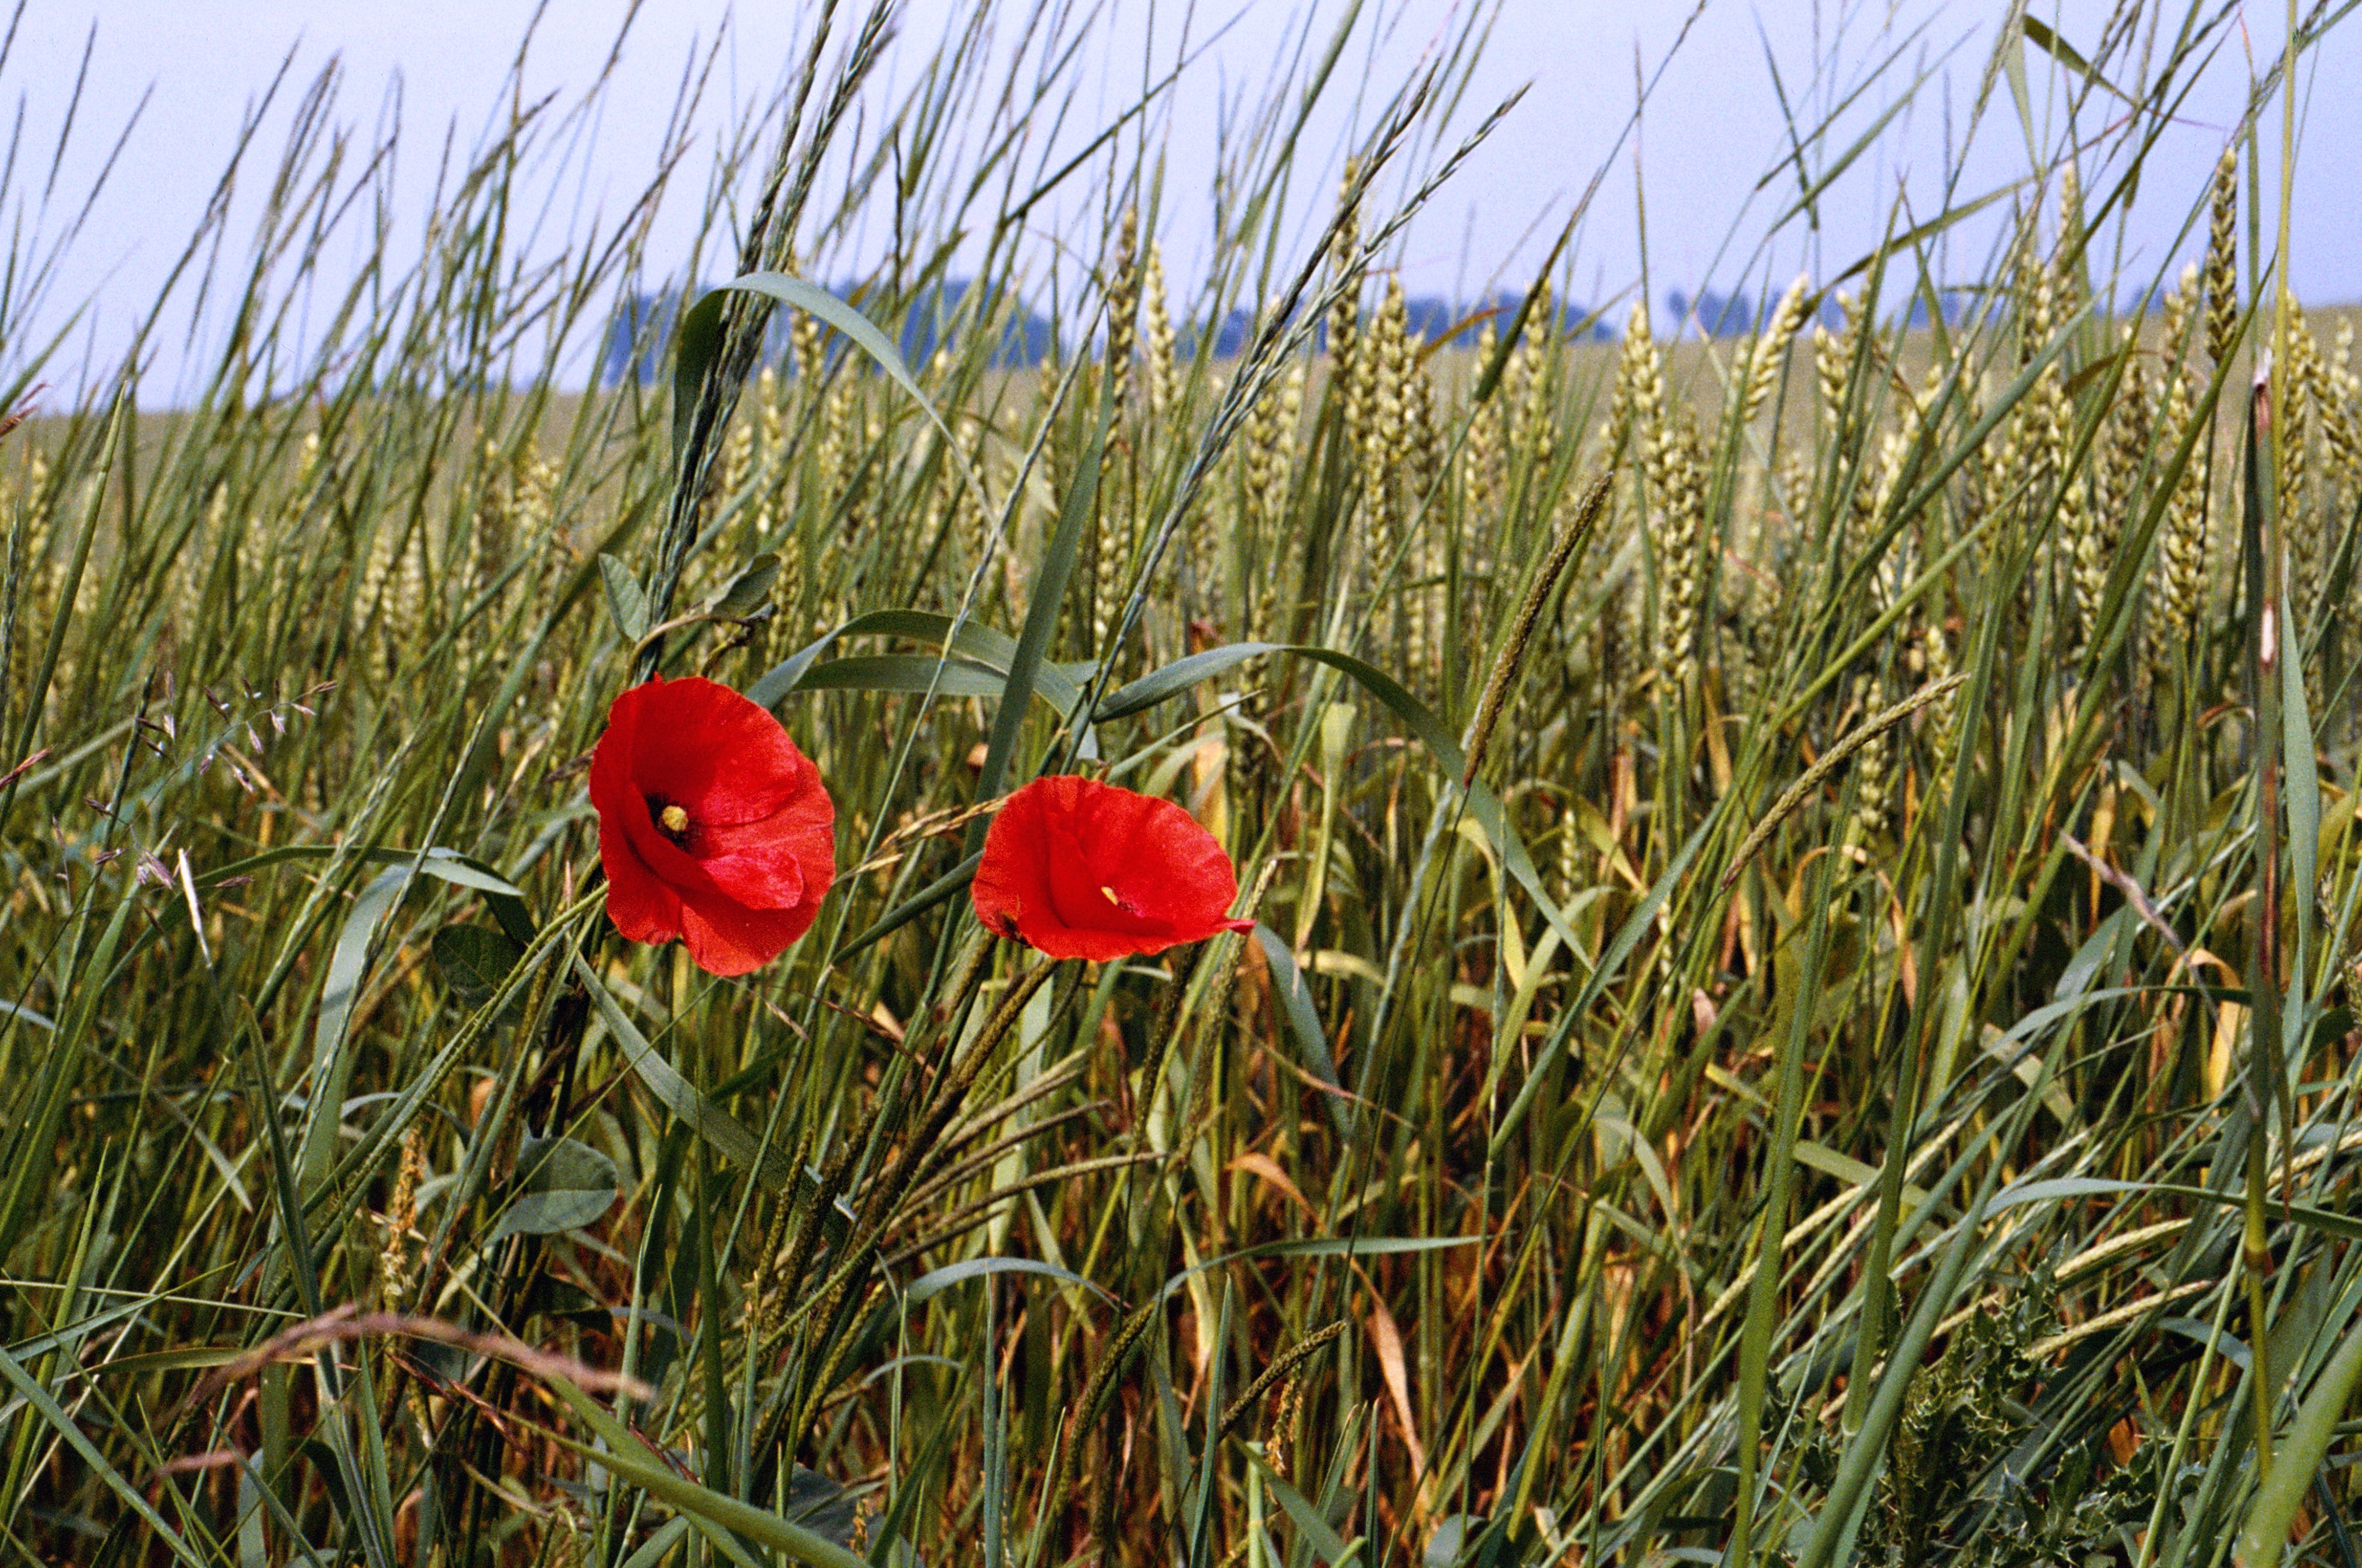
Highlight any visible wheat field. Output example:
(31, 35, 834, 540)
(2, 4, 2360, 1567)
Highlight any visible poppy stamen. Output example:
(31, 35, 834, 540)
(652, 799, 693, 846)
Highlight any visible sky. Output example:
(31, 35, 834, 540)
(3, 1, 2356, 399)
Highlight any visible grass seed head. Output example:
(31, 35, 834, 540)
(2155, 337, 2213, 654)
(1652, 412, 1708, 697)
(1327, 160, 1362, 373)
(1465, 319, 1505, 517)
(2054, 162, 2084, 311)
(1143, 238, 1176, 421)
(2325, 318, 2359, 496)
(1814, 291, 1861, 450)
(1514, 279, 1558, 476)
(2205, 146, 2239, 366)
(2080, 340, 2150, 646)
(1849, 672, 1893, 843)
(1743, 273, 1811, 426)
(2283, 304, 2329, 653)
(1105, 203, 1142, 416)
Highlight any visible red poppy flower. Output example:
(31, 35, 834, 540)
(971, 775, 1254, 961)
(589, 675, 836, 976)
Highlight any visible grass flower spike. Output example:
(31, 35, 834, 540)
(972, 776, 1254, 961)
(589, 675, 836, 975)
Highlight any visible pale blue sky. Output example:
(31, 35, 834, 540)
(5, 2, 2355, 396)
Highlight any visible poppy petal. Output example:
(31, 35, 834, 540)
(677, 887, 821, 977)
(589, 674, 837, 976)
(601, 837, 685, 946)
(972, 775, 1252, 961)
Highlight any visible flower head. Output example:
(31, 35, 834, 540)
(971, 775, 1254, 961)
(589, 675, 835, 976)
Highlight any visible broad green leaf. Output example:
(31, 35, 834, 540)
(201, 845, 533, 944)
(548, 1427, 868, 1568)
(618, 1519, 694, 1568)
(1096, 641, 1281, 722)
(1245, 1448, 1357, 1566)
(2021, 15, 2132, 103)
(490, 1134, 620, 1242)
(707, 552, 780, 618)
(793, 654, 1018, 701)
(746, 607, 1097, 756)
(1097, 639, 1580, 954)
(976, 397, 1111, 800)
(430, 923, 526, 1012)
(1989, 1175, 2362, 1242)
(904, 1255, 1116, 1305)
(600, 553, 650, 643)
(0, 998, 54, 1031)
(1163, 1235, 1479, 1300)
(2284, 619, 2320, 1026)
(830, 850, 982, 962)
(296, 864, 417, 1193)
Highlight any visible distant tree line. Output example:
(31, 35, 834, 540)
(607, 275, 2157, 380)
(598, 281, 1611, 385)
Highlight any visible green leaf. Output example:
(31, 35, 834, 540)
(295, 864, 417, 1194)
(829, 850, 982, 963)
(1096, 641, 1281, 722)
(1247, 1452, 1356, 1567)
(490, 1134, 620, 1242)
(2284, 618, 2321, 1014)
(745, 607, 1097, 757)
(1988, 1174, 2362, 1242)
(199, 844, 527, 908)
(574, 957, 797, 1194)
(1095, 639, 1580, 955)
(285, 848, 535, 1197)
(780, 1467, 865, 1555)
(600, 553, 651, 643)
(544, 1425, 871, 1568)
(1992, 1175, 2149, 1209)
(904, 1255, 1117, 1306)
(706, 552, 780, 619)
(1252, 925, 1352, 1142)
(2020, 15, 2132, 103)
(0, 998, 55, 1031)
(430, 923, 526, 1013)
(1486, 817, 1713, 1164)
(793, 654, 1019, 701)
(976, 397, 1112, 800)
(617, 1518, 694, 1568)
(2238, 1319, 2362, 1568)
(1163, 1235, 1479, 1300)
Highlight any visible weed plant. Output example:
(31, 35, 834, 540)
(3, 4, 2361, 1567)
